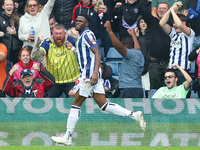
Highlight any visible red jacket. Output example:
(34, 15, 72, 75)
(2, 68, 55, 98)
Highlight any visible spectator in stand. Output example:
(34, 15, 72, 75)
(138, 0, 170, 90)
(49, 13, 57, 34)
(0, 0, 27, 16)
(188, 46, 200, 97)
(72, 0, 108, 48)
(183, 0, 200, 51)
(95, 0, 120, 58)
(135, 16, 151, 97)
(151, 0, 188, 19)
(109, 0, 124, 38)
(10, 47, 41, 80)
(112, 0, 140, 39)
(93, 0, 105, 19)
(0, 0, 23, 74)
(0, 44, 7, 97)
(18, 0, 55, 49)
(152, 64, 192, 98)
(100, 62, 112, 91)
(38, 0, 79, 29)
(147, 0, 152, 12)
(159, 1, 195, 97)
(14, 0, 27, 16)
(49, 13, 78, 43)
(3, 67, 55, 97)
(31, 16, 78, 67)
(105, 21, 144, 98)
(100, 62, 120, 98)
(32, 24, 80, 98)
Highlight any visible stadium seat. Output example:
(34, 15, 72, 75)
(189, 61, 196, 80)
(99, 47, 105, 62)
(143, 88, 146, 98)
(106, 47, 123, 62)
(106, 62, 119, 76)
(148, 89, 157, 98)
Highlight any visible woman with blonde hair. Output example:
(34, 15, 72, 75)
(18, 0, 55, 48)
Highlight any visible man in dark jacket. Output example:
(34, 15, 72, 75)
(138, 0, 171, 90)
(39, 0, 79, 29)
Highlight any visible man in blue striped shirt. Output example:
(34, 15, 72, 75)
(159, 1, 195, 97)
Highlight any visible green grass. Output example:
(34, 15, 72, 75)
(1, 146, 200, 150)
(1, 122, 200, 146)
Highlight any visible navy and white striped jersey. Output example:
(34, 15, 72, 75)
(76, 27, 101, 79)
(168, 28, 195, 70)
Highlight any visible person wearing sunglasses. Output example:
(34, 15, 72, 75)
(152, 63, 192, 98)
(18, 0, 55, 49)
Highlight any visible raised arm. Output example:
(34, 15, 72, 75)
(151, 7, 158, 18)
(42, 0, 56, 15)
(171, 63, 192, 90)
(171, 5, 191, 36)
(104, 21, 127, 57)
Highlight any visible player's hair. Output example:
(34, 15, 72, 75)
(77, 13, 90, 24)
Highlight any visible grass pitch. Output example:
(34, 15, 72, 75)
(1, 146, 200, 150)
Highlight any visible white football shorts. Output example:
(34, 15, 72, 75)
(73, 78, 105, 97)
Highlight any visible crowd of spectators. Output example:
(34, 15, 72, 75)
(0, 0, 200, 98)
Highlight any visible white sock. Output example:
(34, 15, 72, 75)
(64, 105, 81, 140)
(102, 102, 131, 116)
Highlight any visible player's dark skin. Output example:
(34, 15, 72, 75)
(72, 15, 107, 108)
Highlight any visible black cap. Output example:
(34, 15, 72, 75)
(20, 69, 33, 78)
